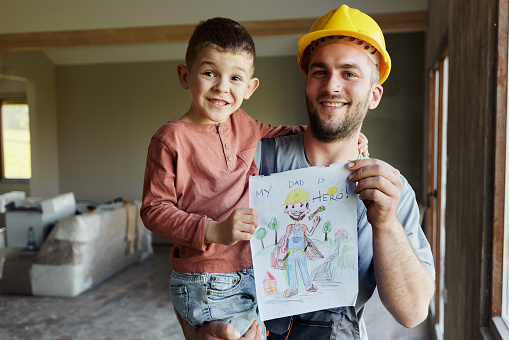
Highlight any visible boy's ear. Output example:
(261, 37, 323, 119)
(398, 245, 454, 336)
(243, 77, 260, 100)
(177, 64, 190, 90)
(368, 83, 383, 110)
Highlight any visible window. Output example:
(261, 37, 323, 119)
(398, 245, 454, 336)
(0, 98, 31, 179)
(427, 51, 448, 339)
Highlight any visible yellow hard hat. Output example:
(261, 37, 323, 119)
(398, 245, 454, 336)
(297, 4, 391, 84)
(284, 188, 309, 205)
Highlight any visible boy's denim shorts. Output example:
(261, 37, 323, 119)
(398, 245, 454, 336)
(169, 266, 264, 337)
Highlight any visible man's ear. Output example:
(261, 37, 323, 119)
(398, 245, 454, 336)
(243, 77, 260, 100)
(177, 64, 190, 90)
(368, 84, 383, 110)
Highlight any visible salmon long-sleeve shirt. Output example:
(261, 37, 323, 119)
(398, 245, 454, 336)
(141, 109, 304, 273)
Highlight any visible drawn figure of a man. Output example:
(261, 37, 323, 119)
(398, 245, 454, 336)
(271, 188, 324, 298)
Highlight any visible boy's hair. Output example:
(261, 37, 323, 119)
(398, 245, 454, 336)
(185, 17, 256, 73)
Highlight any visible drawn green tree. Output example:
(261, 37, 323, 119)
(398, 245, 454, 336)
(268, 216, 280, 244)
(255, 227, 267, 249)
(322, 220, 332, 241)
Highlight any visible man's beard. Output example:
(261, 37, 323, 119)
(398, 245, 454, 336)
(306, 92, 369, 143)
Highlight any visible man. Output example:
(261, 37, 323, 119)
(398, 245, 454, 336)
(180, 4, 435, 339)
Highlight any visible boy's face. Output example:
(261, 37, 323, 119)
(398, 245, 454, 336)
(178, 47, 259, 125)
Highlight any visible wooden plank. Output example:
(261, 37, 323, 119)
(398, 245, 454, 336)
(436, 58, 444, 326)
(0, 11, 427, 51)
(492, 0, 508, 318)
(426, 66, 436, 276)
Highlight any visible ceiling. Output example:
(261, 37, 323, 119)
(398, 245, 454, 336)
(0, 0, 428, 65)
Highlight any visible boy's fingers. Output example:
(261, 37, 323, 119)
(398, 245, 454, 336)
(232, 209, 257, 223)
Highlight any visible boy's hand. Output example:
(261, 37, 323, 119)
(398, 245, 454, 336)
(358, 132, 369, 157)
(205, 208, 258, 245)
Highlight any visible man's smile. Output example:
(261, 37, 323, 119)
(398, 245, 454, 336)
(322, 102, 348, 108)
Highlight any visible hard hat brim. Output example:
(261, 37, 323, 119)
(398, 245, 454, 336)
(297, 29, 391, 84)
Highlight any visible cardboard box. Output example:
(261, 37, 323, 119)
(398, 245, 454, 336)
(5, 193, 76, 248)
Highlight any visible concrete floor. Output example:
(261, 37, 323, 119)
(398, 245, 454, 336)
(0, 245, 432, 339)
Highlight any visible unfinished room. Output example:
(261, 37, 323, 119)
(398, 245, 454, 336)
(0, 0, 508, 339)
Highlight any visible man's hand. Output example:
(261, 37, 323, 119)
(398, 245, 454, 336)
(176, 307, 262, 340)
(183, 320, 261, 340)
(205, 208, 258, 245)
(347, 159, 403, 229)
(347, 159, 434, 327)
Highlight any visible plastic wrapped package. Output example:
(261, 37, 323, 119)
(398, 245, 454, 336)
(0, 199, 152, 297)
(5, 193, 76, 248)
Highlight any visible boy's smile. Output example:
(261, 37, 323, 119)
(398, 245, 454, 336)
(178, 47, 259, 125)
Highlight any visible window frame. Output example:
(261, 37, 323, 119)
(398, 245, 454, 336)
(491, 0, 509, 337)
(427, 48, 448, 339)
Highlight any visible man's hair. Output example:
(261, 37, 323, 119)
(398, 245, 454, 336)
(369, 62, 380, 86)
(185, 17, 256, 72)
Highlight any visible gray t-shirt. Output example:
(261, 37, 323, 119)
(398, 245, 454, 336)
(255, 133, 435, 340)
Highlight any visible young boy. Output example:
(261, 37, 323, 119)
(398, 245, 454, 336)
(141, 17, 368, 337)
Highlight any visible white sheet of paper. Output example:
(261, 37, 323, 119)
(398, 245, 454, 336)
(249, 163, 358, 321)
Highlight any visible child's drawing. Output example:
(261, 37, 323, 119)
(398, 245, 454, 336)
(263, 271, 278, 295)
(271, 187, 323, 298)
(249, 163, 358, 321)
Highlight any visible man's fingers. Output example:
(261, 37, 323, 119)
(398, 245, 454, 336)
(357, 188, 392, 207)
(347, 159, 404, 228)
(203, 321, 241, 339)
(348, 159, 401, 187)
(240, 321, 261, 340)
(352, 176, 398, 198)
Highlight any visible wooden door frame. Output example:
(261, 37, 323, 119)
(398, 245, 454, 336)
(427, 50, 447, 327)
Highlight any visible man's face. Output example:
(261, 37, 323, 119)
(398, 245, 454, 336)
(304, 42, 381, 142)
(284, 202, 310, 221)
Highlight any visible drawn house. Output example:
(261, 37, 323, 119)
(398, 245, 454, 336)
(335, 229, 349, 242)
(263, 271, 277, 295)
